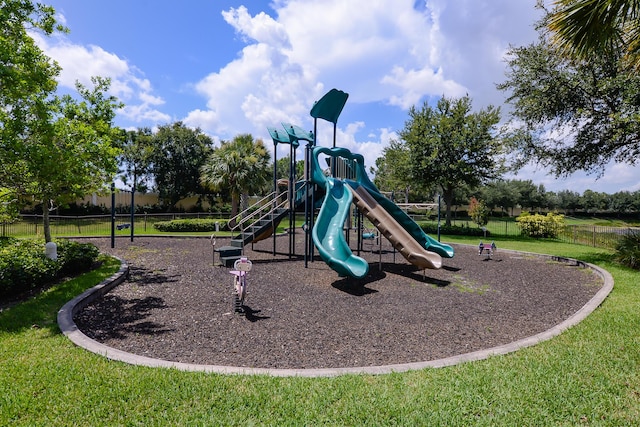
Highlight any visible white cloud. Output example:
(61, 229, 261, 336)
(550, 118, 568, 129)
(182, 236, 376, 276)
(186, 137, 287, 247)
(185, 0, 542, 169)
(222, 6, 290, 48)
(382, 66, 467, 109)
(32, 28, 169, 125)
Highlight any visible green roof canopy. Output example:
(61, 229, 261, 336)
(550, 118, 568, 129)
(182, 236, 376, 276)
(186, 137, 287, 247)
(267, 126, 298, 147)
(282, 122, 314, 144)
(309, 89, 348, 124)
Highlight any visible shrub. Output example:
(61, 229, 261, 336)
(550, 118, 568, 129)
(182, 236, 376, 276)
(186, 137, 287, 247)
(0, 240, 59, 298)
(0, 239, 100, 299)
(615, 230, 640, 270)
(153, 218, 229, 232)
(468, 197, 490, 227)
(516, 212, 565, 238)
(56, 240, 100, 276)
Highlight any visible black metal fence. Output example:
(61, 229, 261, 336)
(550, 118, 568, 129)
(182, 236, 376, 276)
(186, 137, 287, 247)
(442, 218, 636, 249)
(0, 213, 229, 238)
(1, 214, 636, 249)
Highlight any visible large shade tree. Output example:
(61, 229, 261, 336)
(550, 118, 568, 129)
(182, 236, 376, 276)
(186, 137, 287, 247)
(119, 127, 153, 194)
(398, 95, 503, 226)
(1, 2, 123, 242)
(24, 77, 123, 242)
(1, 1, 63, 202)
(499, 5, 640, 178)
(148, 122, 213, 208)
(372, 139, 419, 203)
(200, 134, 271, 222)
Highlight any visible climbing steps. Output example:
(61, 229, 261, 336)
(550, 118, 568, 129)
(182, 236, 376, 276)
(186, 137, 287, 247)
(229, 207, 289, 248)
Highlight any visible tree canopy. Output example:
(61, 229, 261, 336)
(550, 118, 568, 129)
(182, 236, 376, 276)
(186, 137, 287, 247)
(499, 5, 640, 178)
(398, 95, 503, 225)
(200, 134, 271, 221)
(119, 127, 153, 193)
(1, 0, 63, 192)
(148, 122, 213, 208)
(19, 77, 122, 241)
(372, 139, 418, 202)
(1, 2, 123, 241)
(548, 0, 640, 70)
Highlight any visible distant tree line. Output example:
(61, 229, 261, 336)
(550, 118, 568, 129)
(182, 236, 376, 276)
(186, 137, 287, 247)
(476, 180, 640, 217)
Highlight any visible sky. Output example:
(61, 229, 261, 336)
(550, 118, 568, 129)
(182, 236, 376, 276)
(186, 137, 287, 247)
(33, 0, 640, 195)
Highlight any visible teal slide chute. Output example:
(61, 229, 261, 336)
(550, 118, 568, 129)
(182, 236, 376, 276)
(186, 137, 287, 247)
(310, 146, 454, 278)
(311, 177, 369, 278)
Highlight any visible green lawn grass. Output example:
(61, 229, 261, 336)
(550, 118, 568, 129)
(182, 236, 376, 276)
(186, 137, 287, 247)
(1, 238, 639, 425)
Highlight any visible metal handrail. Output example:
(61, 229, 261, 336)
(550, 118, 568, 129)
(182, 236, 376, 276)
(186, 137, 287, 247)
(228, 191, 277, 229)
(229, 190, 289, 235)
(238, 198, 290, 237)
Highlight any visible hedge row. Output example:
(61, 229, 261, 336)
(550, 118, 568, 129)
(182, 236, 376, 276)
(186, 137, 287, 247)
(0, 238, 99, 299)
(153, 218, 230, 233)
(419, 223, 488, 237)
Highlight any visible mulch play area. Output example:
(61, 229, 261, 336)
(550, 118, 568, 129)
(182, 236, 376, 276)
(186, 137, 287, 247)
(73, 234, 603, 370)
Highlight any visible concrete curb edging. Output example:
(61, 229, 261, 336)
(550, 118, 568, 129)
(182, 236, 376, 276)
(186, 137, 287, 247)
(57, 256, 129, 339)
(57, 250, 614, 377)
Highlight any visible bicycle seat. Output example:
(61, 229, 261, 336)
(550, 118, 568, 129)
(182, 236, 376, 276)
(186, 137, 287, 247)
(233, 257, 252, 272)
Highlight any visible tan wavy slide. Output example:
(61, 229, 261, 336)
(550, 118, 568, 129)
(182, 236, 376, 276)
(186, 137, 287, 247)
(348, 183, 443, 270)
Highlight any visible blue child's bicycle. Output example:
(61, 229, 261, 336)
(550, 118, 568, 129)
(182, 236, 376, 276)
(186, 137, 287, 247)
(229, 257, 252, 313)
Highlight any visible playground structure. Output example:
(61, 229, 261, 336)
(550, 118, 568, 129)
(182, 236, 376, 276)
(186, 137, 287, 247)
(225, 88, 454, 278)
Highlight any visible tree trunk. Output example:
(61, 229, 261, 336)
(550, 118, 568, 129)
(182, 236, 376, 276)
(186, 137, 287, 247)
(43, 206, 52, 243)
(229, 193, 240, 227)
(442, 186, 455, 227)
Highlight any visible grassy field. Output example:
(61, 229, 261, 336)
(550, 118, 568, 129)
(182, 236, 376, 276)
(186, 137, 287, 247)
(1, 237, 639, 425)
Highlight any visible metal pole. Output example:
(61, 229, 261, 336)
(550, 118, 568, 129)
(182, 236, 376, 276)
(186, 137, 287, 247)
(130, 188, 134, 242)
(333, 122, 337, 148)
(309, 143, 316, 262)
(273, 140, 277, 256)
(304, 141, 310, 268)
(110, 183, 115, 248)
(289, 143, 294, 258)
(356, 209, 361, 255)
(437, 193, 441, 242)
(292, 147, 297, 257)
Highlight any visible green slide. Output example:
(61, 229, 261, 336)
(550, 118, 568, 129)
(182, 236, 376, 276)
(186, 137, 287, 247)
(311, 177, 369, 278)
(310, 145, 453, 278)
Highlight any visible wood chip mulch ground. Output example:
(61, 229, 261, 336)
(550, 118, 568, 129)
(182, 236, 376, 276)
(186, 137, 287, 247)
(73, 233, 603, 369)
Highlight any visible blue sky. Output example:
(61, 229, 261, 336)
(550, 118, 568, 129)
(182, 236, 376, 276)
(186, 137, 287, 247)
(35, 0, 640, 195)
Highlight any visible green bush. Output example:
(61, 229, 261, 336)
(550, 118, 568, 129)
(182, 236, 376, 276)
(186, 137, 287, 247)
(516, 212, 565, 238)
(56, 240, 100, 276)
(153, 218, 229, 233)
(0, 239, 100, 299)
(615, 230, 640, 270)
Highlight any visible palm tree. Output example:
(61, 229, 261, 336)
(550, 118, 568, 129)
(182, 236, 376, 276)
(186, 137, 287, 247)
(548, 0, 640, 68)
(200, 134, 271, 223)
